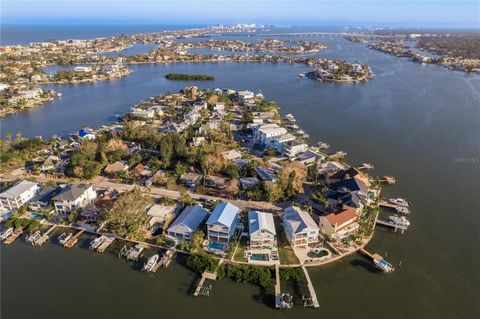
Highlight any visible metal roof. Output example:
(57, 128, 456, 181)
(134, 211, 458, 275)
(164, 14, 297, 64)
(206, 202, 240, 228)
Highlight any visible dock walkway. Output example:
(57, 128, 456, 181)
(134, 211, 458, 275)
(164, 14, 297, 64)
(193, 258, 223, 297)
(301, 266, 320, 308)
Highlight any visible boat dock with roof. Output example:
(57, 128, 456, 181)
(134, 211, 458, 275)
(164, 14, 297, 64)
(2, 228, 23, 245)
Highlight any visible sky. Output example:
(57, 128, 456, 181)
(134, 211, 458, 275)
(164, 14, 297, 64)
(1, 0, 479, 28)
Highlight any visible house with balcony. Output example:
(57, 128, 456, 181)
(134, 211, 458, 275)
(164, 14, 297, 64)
(206, 202, 240, 245)
(319, 206, 359, 241)
(0, 180, 40, 211)
(282, 206, 319, 248)
(52, 184, 97, 214)
(245, 211, 279, 264)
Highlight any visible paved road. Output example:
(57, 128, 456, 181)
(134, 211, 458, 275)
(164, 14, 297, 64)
(1, 170, 283, 212)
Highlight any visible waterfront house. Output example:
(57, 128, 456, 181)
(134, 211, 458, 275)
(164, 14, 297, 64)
(81, 189, 116, 222)
(206, 202, 240, 245)
(319, 206, 359, 241)
(29, 186, 64, 211)
(167, 205, 208, 241)
(246, 211, 278, 263)
(282, 206, 319, 248)
(328, 167, 370, 186)
(322, 161, 346, 173)
(147, 204, 177, 231)
(52, 184, 97, 214)
(253, 123, 287, 146)
(296, 149, 325, 166)
(0, 180, 40, 211)
(283, 140, 308, 158)
(237, 90, 255, 101)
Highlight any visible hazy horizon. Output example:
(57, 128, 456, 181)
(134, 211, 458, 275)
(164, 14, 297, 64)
(1, 0, 479, 29)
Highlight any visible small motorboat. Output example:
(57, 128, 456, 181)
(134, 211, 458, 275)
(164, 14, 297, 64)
(373, 258, 395, 273)
(26, 231, 42, 245)
(58, 232, 73, 246)
(89, 236, 103, 250)
(142, 254, 160, 272)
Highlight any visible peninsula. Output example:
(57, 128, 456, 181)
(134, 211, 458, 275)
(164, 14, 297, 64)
(1, 86, 409, 308)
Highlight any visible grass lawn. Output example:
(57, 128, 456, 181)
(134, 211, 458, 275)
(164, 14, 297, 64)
(273, 215, 300, 265)
(233, 237, 248, 262)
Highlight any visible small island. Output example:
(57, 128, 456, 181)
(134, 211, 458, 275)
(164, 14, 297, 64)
(165, 73, 215, 81)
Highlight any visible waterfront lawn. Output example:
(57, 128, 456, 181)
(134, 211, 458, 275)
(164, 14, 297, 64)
(233, 237, 248, 262)
(273, 215, 300, 265)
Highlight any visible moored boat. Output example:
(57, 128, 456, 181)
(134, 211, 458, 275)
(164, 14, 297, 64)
(142, 254, 160, 272)
(389, 198, 410, 207)
(389, 214, 410, 227)
(58, 232, 73, 246)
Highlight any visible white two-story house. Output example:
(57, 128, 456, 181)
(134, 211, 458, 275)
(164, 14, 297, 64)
(0, 180, 40, 211)
(282, 206, 319, 248)
(206, 202, 240, 246)
(52, 184, 97, 214)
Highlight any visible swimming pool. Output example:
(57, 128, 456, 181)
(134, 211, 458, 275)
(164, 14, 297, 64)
(250, 253, 269, 261)
(208, 242, 225, 250)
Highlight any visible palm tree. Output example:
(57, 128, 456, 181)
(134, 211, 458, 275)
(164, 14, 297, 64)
(15, 132, 22, 141)
(5, 132, 12, 142)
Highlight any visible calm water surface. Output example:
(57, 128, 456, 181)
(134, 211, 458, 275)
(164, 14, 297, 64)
(1, 32, 480, 319)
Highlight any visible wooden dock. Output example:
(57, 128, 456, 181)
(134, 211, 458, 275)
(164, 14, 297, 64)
(301, 266, 320, 308)
(359, 248, 383, 261)
(275, 264, 293, 309)
(95, 235, 115, 253)
(274, 264, 281, 301)
(194, 259, 223, 297)
(3, 228, 23, 245)
(63, 229, 85, 248)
